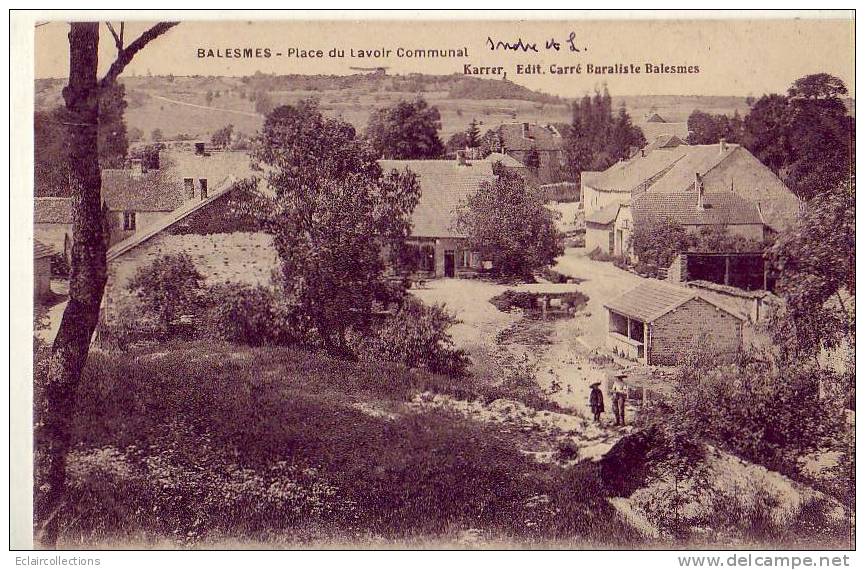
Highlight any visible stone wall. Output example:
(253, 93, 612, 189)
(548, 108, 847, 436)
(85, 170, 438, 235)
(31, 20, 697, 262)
(108, 210, 168, 245)
(648, 297, 742, 365)
(585, 222, 613, 254)
(102, 231, 278, 323)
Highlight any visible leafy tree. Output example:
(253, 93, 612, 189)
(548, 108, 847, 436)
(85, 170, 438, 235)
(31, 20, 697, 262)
(687, 110, 722, 145)
(246, 100, 421, 354)
(97, 82, 129, 168)
(743, 74, 853, 202)
(365, 97, 445, 159)
(454, 169, 562, 280)
(211, 123, 234, 148)
(466, 118, 481, 148)
(768, 181, 854, 356)
(630, 216, 690, 268)
(445, 131, 470, 155)
(128, 143, 163, 170)
(127, 253, 205, 332)
(565, 87, 643, 184)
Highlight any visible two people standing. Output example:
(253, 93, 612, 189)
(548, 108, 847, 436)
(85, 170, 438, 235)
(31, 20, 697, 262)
(588, 373, 629, 426)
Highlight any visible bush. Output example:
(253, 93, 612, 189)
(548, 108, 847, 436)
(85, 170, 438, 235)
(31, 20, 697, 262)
(127, 253, 205, 333)
(540, 267, 569, 283)
(50, 252, 69, 277)
(353, 297, 470, 377)
(202, 283, 296, 346)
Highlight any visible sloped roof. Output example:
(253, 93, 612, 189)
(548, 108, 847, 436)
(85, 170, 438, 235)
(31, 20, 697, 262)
(485, 152, 525, 168)
(35, 197, 72, 224)
(107, 175, 237, 261)
(604, 280, 744, 323)
(379, 159, 494, 238)
(497, 123, 564, 152)
(645, 112, 667, 123)
(586, 144, 738, 195)
(586, 202, 621, 225)
(101, 168, 182, 212)
(34, 239, 56, 259)
(641, 121, 690, 142)
(631, 190, 764, 226)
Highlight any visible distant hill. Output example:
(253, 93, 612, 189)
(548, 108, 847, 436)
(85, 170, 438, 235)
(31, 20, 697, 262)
(35, 74, 761, 144)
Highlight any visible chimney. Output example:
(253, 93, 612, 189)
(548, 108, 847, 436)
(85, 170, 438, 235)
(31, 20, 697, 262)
(456, 150, 468, 167)
(640, 149, 646, 158)
(695, 173, 705, 210)
(130, 159, 143, 178)
(719, 138, 728, 154)
(195, 142, 206, 156)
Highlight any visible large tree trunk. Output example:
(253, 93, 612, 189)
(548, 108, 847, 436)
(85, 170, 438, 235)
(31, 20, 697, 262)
(35, 22, 106, 548)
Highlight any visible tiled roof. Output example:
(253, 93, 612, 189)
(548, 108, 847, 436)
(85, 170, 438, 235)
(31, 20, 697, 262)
(101, 168, 182, 212)
(604, 280, 743, 323)
(586, 144, 737, 195)
(107, 175, 237, 261)
(498, 123, 564, 152)
(632, 190, 764, 226)
(379, 159, 495, 239)
(34, 239, 56, 259)
(585, 202, 621, 225)
(35, 197, 72, 224)
(645, 112, 667, 123)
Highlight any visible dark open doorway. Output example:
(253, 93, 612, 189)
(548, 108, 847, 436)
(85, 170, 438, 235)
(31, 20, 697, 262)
(444, 251, 455, 278)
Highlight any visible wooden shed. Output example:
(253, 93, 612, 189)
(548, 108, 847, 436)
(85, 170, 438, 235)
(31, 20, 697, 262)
(603, 280, 744, 365)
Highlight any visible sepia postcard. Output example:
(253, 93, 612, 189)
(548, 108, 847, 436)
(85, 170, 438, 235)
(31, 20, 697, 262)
(9, 9, 857, 555)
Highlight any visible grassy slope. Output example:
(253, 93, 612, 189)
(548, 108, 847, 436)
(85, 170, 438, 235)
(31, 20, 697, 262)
(59, 341, 640, 547)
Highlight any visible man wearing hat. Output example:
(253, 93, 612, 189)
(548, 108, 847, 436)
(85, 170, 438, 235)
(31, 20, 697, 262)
(611, 373, 628, 426)
(589, 381, 604, 423)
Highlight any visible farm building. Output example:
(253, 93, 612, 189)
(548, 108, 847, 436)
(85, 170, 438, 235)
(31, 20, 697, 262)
(581, 138, 799, 234)
(100, 175, 278, 327)
(34, 239, 55, 303)
(34, 197, 72, 263)
(379, 156, 496, 279)
(590, 181, 770, 259)
(604, 280, 744, 365)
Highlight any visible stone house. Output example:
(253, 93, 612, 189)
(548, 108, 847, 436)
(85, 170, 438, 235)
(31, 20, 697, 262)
(34, 239, 55, 303)
(490, 122, 568, 185)
(581, 139, 799, 235)
(379, 156, 497, 279)
(101, 176, 278, 326)
(604, 280, 744, 365)
(34, 197, 72, 263)
(588, 180, 769, 259)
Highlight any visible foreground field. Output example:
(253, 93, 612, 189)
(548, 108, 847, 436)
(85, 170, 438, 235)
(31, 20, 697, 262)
(55, 341, 639, 548)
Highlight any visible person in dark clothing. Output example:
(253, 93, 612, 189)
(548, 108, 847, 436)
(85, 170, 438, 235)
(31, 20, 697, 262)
(589, 381, 605, 423)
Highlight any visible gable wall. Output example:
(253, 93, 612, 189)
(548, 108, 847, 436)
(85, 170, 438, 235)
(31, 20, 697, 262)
(648, 297, 742, 365)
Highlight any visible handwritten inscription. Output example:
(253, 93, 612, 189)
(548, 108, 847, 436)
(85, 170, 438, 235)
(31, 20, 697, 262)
(486, 32, 587, 54)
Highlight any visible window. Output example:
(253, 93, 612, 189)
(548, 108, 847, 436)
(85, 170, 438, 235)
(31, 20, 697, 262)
(184, 178, 194, 199)
(199, 178, 208, 199)
(123, 211, 136, 231)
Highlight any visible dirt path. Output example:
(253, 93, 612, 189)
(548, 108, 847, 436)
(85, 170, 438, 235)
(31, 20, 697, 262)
(148, 93, 262, 118)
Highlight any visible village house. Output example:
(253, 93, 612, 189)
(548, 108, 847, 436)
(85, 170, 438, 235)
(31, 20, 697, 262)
(487, 122, 568, 185)
(380, 155, 497, 279)
(34, 239, 55, 303)
(639, 112, 690, 143)
(587, 181, 769, 258)
(582, 138, 798, 228)
(34, 196, 72, 263)
(101, 144, 255, 245)
(604, 280, 744, 365)
(100, 175, 277, 326)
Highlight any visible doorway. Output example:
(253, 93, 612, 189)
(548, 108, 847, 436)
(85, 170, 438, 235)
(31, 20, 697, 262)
(444, 251, 455, 277)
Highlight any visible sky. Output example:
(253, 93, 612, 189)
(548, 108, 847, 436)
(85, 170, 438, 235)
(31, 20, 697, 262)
(34, 17, 855, 98)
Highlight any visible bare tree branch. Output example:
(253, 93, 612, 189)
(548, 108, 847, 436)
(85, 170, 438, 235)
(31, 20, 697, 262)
(105, 22, 123, 51)
(99, 22, 178, 89)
